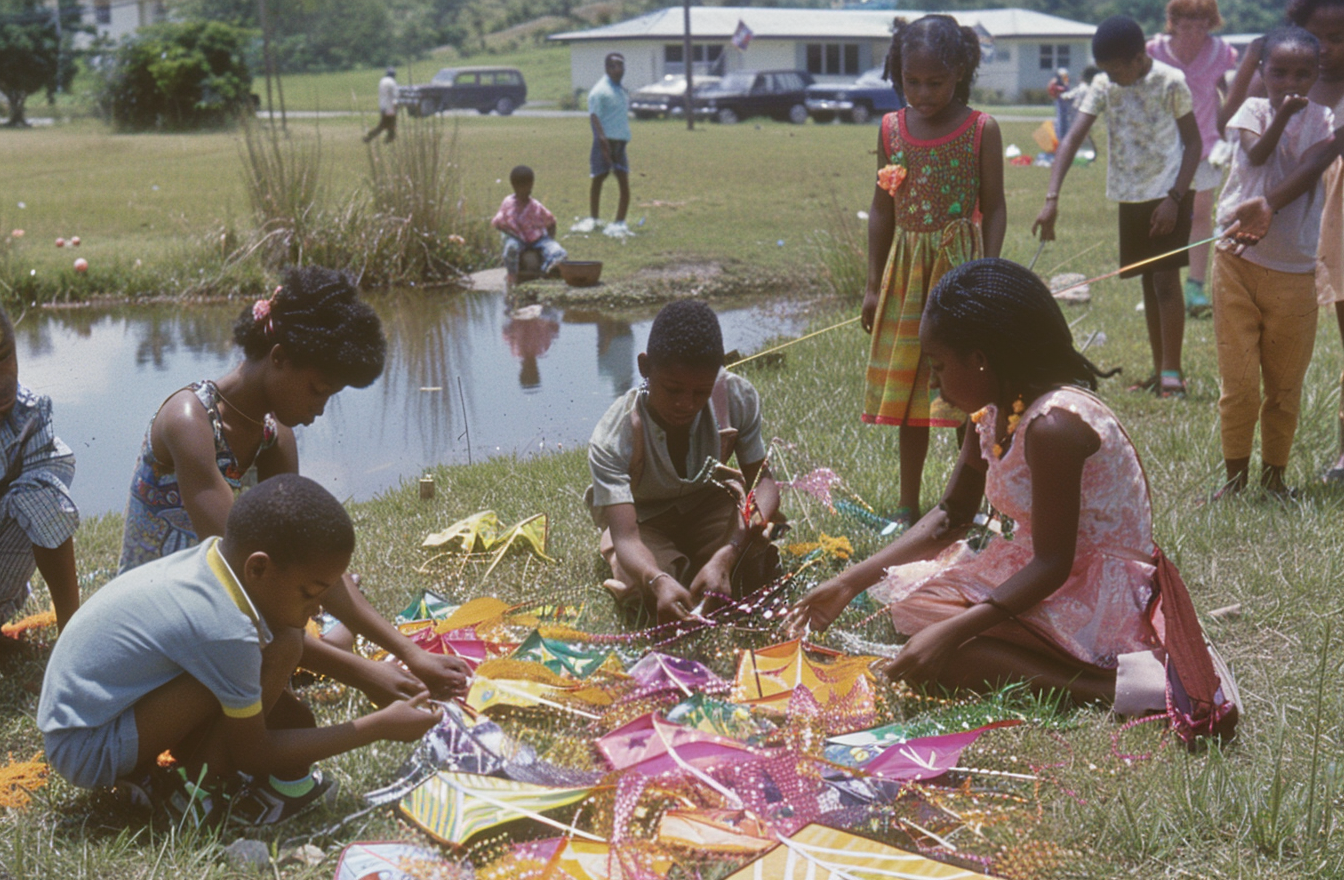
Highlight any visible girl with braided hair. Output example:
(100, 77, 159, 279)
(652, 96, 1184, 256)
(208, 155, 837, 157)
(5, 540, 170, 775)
(793, 258, 1163, 705)
(119, 266, 470, 722)
(862, 14, 1005, 530)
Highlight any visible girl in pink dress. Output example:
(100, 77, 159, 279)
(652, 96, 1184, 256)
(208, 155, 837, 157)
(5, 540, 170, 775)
(792, 258, 1163, 705)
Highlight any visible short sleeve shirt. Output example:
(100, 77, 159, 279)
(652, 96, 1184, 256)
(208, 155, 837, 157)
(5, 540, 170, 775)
(1147, 35, 1239, 160)
(586, 370, 765, 524)
(1079, 59, 1194, 202)
(492, 194, 557, 244)
(38, 538, 272, 735)
(588, 75, 631, 143)
(1217, 98, 1335, 273)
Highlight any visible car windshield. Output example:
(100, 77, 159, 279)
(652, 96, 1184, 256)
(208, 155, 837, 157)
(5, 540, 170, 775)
(714, 73, 755, 92)
(855, 68, 888, 87)
(431, 70, 456, 84)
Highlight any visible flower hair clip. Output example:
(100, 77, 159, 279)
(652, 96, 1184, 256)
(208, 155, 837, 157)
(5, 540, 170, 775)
(252, 285, 281, 336)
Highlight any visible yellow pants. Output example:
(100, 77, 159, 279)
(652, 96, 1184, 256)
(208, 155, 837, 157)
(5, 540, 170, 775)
(1211, 250, 1318, 466)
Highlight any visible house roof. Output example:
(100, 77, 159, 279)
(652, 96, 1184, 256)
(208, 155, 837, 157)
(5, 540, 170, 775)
(550, 7, 1096, 43)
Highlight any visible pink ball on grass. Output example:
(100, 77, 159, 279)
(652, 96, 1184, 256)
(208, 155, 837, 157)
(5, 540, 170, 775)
(71, 236, 81, 247)
(74, 258, 88, 273)
(55, 238, 65, 248)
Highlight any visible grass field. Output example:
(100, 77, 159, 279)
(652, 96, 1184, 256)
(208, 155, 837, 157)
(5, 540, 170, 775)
(2, 106, 1344, 878)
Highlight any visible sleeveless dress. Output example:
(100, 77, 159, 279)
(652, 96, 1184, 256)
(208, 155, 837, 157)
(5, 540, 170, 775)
(864, 108, 986, 427)
(119, 380, 278, 573)
(876, 387, 1162, 670)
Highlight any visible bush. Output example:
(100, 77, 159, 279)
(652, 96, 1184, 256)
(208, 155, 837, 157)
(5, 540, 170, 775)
(98, 20, 254, 131)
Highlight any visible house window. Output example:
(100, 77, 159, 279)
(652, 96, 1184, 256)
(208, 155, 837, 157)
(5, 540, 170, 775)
(664, 44, 724, 75)
(94, 0, 111, 24)
(805, 43, 861, 76)
(1040, 44, 1071, 70)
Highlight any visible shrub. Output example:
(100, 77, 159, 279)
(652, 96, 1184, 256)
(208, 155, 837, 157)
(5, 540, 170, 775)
(98, 20, 254, 131)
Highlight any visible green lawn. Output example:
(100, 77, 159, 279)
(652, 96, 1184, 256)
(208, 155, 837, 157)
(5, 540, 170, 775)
(3, 109, 1343, 877)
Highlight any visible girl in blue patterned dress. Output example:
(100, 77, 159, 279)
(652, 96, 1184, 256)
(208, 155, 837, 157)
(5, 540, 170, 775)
(119, 266, 471, 706)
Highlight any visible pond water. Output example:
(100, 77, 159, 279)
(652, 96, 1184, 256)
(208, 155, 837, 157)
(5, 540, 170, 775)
(21, 289, 814, 517)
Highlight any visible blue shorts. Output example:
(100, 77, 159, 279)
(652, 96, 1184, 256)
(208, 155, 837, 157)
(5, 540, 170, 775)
(44, 706, 140, 789)
(590, 139, 630, 176)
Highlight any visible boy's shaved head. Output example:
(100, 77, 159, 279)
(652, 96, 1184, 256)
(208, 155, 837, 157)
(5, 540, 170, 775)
(222, 474, 354, 568)
(1093, 16, 1147, 63)
(645, 300, 724, 372)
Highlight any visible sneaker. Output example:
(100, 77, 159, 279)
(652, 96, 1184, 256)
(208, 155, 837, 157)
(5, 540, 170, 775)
(162, 767, 233, 828)
(227, 769, 338, 827)
(604, 220, 633, 238)
(569, 217, 599, 234)
(1185, 279, 1211, 317)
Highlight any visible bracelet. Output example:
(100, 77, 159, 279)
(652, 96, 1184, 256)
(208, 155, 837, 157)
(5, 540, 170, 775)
(646, 571, 676, 589)
(1044, 193, 1059, 201)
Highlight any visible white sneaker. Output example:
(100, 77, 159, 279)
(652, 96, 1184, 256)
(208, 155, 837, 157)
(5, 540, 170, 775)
(604, 221, 633, 238)
(570, 217, 599, 233)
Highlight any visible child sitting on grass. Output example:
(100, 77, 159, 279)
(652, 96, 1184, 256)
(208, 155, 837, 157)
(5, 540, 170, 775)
(492, 165, 567, 284)
(1210, 26, 1333, 499)
(38, 475, 442, 826)
(1034, 15, 1202, 399)
(586, 300, 780, 625)
(0, 307, 80, 638)
(119, 266, 470, 708)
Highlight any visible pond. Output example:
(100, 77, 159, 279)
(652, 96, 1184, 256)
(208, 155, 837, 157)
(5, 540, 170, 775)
(21, 289, 815, 517)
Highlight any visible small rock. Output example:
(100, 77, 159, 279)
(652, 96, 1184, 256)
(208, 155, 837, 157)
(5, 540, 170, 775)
(279, 843, 327, 867)
(221, 838, 270, 873)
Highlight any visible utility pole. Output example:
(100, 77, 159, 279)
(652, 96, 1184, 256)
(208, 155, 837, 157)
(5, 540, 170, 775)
(682, 0, 693, 130)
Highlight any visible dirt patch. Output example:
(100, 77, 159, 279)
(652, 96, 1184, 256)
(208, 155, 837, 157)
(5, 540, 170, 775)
(528, 259, 824, 309)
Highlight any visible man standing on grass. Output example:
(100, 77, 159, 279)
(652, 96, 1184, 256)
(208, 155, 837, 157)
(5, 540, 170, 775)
(574, 53, 633, 238)
(364, 67, 398, 144)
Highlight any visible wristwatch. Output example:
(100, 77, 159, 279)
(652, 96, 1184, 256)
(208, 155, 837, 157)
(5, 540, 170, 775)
(1167, 187, 1185, 203)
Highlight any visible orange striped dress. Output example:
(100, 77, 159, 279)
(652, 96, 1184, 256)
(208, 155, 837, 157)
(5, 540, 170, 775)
(863, 108, 986, 427)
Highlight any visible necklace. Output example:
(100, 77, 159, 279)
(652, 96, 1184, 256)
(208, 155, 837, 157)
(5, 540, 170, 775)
(213, 384, 266, 428)
(971, 396, 1025, 459)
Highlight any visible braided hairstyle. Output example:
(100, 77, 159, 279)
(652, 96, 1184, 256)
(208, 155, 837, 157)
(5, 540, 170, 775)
(882, 14, 982, 105)
(233, 266, 386, 389)
(924, 258, 1118, 398)
(1288, 0, 1344, 27)
(645, 299, 724, 372)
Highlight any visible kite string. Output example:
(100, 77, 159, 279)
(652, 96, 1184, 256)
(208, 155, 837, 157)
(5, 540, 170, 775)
(728, 233, 1221, 368)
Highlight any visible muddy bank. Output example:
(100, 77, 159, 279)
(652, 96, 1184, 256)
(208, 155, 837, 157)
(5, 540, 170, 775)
(505, 260, 826, 310)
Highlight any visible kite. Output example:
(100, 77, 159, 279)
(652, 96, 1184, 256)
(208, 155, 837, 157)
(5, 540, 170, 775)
(511, 630, 616, 680)
(664, 693, 773, 743)
(422, 510, 502, 553)
(597, 712, 761, 807)
(432, 597, 513, 635)
(779, 467, 841, 511)
(731, 639, 876, 719)
(626, 652, 727, 696)
(725, 823, 996, 880)
(332, 842, 456, 880)
(656, 809, 775, 855)
(399, 771, 597, 846)
(862, 720, 1022, 783)
(396, 589, 458, 624)
(504, 837, 674, 880)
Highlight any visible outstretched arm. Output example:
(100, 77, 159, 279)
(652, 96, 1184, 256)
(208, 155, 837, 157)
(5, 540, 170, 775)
(33, 537, 78, 632)
(787, 426, 988, 633)
(1229, 133, 1344, 242)
(1033, 112, 1097, 241)
(606, 502, 693, 623)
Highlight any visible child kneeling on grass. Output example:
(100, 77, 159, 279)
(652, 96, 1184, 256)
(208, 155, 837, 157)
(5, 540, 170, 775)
(586, 300, 780, 625)
(1211, 27, 1333, 500)
(492, 165, 567, 285)
(37, 474, 442, 826)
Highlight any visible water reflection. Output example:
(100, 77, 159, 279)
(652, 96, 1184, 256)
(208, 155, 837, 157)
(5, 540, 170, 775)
(20, 289, 811, 516)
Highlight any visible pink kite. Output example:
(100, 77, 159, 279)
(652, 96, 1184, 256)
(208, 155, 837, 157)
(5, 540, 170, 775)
(863, 720, 1022, 782)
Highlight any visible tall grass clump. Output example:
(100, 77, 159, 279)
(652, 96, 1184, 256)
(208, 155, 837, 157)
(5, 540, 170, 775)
(239, 117, 492, 288)
(811, 199, 868, 303)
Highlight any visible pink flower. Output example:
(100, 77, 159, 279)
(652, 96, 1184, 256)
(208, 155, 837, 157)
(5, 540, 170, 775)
(252, 298, 271, 323)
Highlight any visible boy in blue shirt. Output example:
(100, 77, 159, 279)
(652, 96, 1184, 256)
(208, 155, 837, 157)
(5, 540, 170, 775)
(38, 474, 442, 826)
(573, 53, 634, 238)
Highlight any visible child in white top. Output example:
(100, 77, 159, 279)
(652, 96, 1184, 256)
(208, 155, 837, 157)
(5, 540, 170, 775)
(1211, 27, 1334, 498)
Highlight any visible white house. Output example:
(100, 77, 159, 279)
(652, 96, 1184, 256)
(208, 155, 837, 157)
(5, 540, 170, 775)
(41, 0, 168, 47)
(550, 7, 1097, 101)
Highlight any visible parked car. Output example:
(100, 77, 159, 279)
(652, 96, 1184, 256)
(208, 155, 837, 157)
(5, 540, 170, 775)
(692, 70, 815, 124)
(630, 74, 721, 119)
(805, 67, 905, 124)
(397, 67, 527, 117)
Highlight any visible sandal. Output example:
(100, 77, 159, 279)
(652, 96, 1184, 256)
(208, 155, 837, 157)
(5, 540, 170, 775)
(880, 507, 916, 536)
(1127, 375, 1157, 394)
(1157, 371, 1186, 400)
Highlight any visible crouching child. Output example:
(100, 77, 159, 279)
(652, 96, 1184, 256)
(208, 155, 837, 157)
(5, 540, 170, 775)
(492, 165, 568, 284)
(37, 474, 441, 826)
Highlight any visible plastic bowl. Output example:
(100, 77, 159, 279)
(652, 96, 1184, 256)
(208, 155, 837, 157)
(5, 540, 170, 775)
(558, 260, 603, 287)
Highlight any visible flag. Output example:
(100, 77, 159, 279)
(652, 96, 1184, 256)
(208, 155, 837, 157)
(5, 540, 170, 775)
(732, 19, 753, 51)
